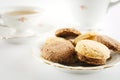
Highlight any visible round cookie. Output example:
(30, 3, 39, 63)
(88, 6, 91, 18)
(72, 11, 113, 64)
(74, 32, 98, 44)
(94, 35, 120, 53)
(41, 37, 77, 64)
(55, 28, 81, 37)
(75, 40, 110, 65)
(55, 28, 81, 44)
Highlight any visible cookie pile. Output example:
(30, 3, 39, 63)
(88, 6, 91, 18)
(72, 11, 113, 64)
(41, 28, 120, 66)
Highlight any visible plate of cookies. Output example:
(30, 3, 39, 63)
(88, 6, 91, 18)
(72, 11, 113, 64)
(32, 28, 120, 74)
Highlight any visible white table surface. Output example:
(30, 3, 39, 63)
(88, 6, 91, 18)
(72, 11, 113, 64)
(0, 0, 120, 80)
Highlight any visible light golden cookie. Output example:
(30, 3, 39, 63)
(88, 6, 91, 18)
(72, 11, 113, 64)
(74, 32, 98, 44)
(41, 37, 78, 64)
(75, 40, 110, 65)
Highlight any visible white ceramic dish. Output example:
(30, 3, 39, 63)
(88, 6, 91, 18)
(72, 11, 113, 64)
(0, 24, 55, 44)
(32, 41, 120, 74)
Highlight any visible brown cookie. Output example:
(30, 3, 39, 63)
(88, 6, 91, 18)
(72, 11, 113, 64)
(56, 28, 81, 38)
(55, 28, 81, 44)
(41, 37, 78, 64)
(55, 28, 81, 37)
(94, 35, 120, 52)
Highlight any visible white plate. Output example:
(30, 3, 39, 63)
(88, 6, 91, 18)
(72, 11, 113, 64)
(32, 40, 120, 74)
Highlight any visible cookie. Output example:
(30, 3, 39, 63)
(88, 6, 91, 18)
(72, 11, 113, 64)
(74, 32, 98, 44)
(75, 40, 110, 65)
(41, 37, 78, 64)
(94, 35, 120, 52)
(55, 28, 81, 44)
(55, 28, 81, 37)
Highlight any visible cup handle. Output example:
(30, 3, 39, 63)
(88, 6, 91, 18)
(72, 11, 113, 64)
(108, 0, 120, 9)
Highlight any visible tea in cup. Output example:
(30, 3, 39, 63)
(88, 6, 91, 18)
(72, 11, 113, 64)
(0, 6, 43, 35)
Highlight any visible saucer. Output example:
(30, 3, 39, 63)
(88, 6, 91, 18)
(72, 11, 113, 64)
(32, 40, 120, 74)
(0, 24, 56, 44)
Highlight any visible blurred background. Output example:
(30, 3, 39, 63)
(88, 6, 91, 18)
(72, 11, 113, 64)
(0, 0, 120, 37)
(0, 0, 119, 25)
(0, 0, 75, 26)
(0, 0, 120, 30)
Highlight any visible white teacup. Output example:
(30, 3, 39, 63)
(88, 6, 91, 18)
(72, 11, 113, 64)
(0, 6, 43, 35)
(68, 0, 120, 31)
